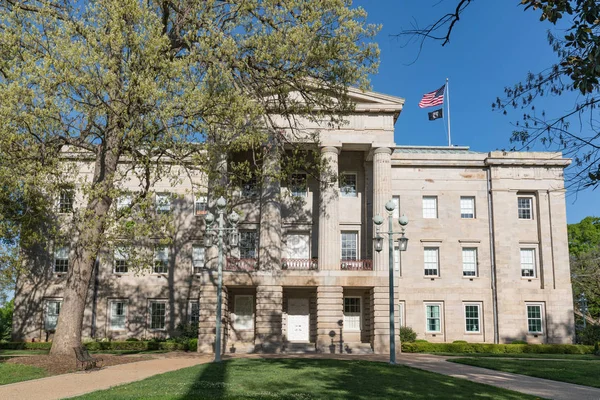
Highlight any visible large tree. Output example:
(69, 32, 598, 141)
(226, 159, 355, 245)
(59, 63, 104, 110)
(0, 0, 378, 355)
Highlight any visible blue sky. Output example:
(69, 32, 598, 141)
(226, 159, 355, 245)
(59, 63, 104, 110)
(353, 0, 598, 224)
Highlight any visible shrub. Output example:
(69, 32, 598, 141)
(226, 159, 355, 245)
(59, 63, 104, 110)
(125, 338, 139, 342)
(511, 340, 527, 344)
(0, 342, 52, 350)
(400, 342, 594, 355)
(399, 327, 417, 343)
(415, 339, 429, 343)
(594, 342, 599, 356)
(453, 340, 468, 344)
(188, 338, 198, 352)
(577, 325, 600, 345)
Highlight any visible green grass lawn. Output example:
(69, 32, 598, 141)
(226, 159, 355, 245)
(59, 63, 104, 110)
(74, 358, 538, 400)
(432, 352, 600, 360)
(451, 358, 600, 388)
(0, 362, 47, 385)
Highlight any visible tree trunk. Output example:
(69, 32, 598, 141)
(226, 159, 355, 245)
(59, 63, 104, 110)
(50, 143, 120, 355)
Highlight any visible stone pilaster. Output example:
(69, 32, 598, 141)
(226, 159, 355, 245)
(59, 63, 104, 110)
(206, 152, 227, 270)
(316, 286, 344, 353)
(259, 148, 282, 270)
(371, 286, 400, 355)
(373, 148, 393, 271)
(255, 285, 283, 352)
(318, 147, 340, 270)
(197, 282, 228, 354)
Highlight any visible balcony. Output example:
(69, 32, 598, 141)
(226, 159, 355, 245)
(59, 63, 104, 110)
(225, 258, 257, 272)
(340, 259, 373, 271)
(281, 258, 318, 270)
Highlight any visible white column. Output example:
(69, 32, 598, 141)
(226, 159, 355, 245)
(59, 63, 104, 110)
(318, 147, 340, 270)
(259, 149, 282, 270)
(373, 148, 392, 271)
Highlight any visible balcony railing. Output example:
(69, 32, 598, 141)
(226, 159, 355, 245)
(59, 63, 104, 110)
(281, 258, 318, 270)
(225, 258, 257, 272)
(340, 259, 373, 271)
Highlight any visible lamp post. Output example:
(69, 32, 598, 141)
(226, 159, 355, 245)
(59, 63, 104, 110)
(373, 200, 408, 365)
(578, 293, 588, 329)
(204, 196, 240, 363)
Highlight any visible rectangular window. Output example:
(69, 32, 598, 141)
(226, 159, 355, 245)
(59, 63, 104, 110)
(116, 195, 132, 211)
(343, 297, 361, 331)
(340, 173, 357, 197)
(422, 196, 438, 219)
(149, 301, 166, 330)
(194, 195, 208, 216)
(54, 246, 69, 273)
(286, 232, 310, 259)
(58, 189, 74, 213)
(425, 304, 441, 333)
(189, 301, 199, 325)
(398, 301, 405, 328)
(242, 176, 259, 197)
(464, 304, 481, 333)
(462, 248, 478, 277)
(239, 230, 258, 259)
(192, 245, 205, 274)
(460, 196, 475, 219)
(392, 196, 400, 219)
(341, 231, 358, 261)
(155, 193, 171, 214)
(518, 197, 533, 220)
(154, 246, 169, 274)
(234, 295, 253, 330)
(114, 247, 129, 274)
(290, 173, 308, 197)
(423, 247, 439, 276)
(45, 300, 62, 331)
(110, 301, 127, 331)
(526, 304, 543, 333)
(520, 249, 536, 278)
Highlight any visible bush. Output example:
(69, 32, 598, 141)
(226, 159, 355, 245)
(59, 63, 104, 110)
(125, 338, 139, 342)
(594, 342, 599, 356)
(453, 340, 468, 344)
(0, 342, 52, 350)
(511, 340, 527, 344)
(401, 342, 594, 355)
(577, 325, 600, 345)
(399, 327, 417, 343)
(188, 338, 198, 352)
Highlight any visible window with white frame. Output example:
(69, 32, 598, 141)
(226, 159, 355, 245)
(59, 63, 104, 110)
(398, 301, 405, 327)
(290, 173, 308, 197)
(392, 196, 400, 218)
(116, 195, 132, 211)
(155, 193, 171, 214)
(526, 304, 543, 333)
(340, 173, 357, 197)
(110, 300, 128, 330)
(464, 304, 481, 333)
(286, 232, 310, 259)
(58, 189, 74, 214)
(344, 297, 361, 331)
(194, 195, 208, 216)
(394, 245, 400, 272)
(239, 230, 258, 259)
(54, 246, 69, 273)
(234, 295, 253, 330)
(341, 231, 358, 261)
(425, 304, 442, 333)
(518, 197, 533, 220)
(422, 196, 438, 219)
(462, 248, 478, 277)
(149, 301, 166, 330)
(189, 301, 199, 325)
(154, 246, 169, 274)
(44, 300, 62, 331)
(460, 196, 475, 219)
(242, 176, 259, 197)
(520, 248, 536, 278)
(114, 247, 129, 274)
(192, 245, 205, 274)
(423, 247, 439, 276)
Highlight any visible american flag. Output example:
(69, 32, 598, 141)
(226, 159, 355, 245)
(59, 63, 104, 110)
(418, 85, 445, 108)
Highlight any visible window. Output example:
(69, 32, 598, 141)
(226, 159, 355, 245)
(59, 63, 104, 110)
(422, 196, 438, 219)
(526, 304, 543, 333)
(242, 176, 259, 197)
(192, 245, 205, 274)
(54, 246, 69, 273)
(460, 196, 475, 219)
(341, 231, 358, 261)
(518, 197, 533, 220)
(392, 196, 400, 218)
(520, 249, 536, 278)
(286, 232, 310, 259)
(114, 247, 129, 274)
(290, 173, 308, 197)
(116, 195, 132, 211)
(343, 297, 361, 331)
(110, 301, 127, 330)
(189, 301, 199, 325)
(45, 300, 62, 331)
(425, 304, 441, 333)
(58, 189, 74, 213)
(398, 301, 405, 327)
(340, 173, 357, 197)
(423, 247, 439, 277)
(462, 248, 478, 277)
(155, 193, 171, 213)
(464, 304, 481, 333)
(233, 295, 253, 330)
(194, 195, 208, 216)
(149, 301, 166, 330)
(239, 230, 257, 259)
(154, 246, 169, 274)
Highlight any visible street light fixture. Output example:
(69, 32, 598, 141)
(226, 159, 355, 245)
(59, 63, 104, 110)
(204, 196, 240, 363)
(373, 199, 409, 365)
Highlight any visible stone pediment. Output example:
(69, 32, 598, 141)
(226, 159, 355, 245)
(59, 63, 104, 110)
(346, 87, 405, 120)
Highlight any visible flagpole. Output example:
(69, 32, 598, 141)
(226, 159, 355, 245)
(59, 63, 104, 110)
(445, 78, 451, 146)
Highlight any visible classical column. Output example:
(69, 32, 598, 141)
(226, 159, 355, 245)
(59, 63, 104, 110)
(255, 285, 283, 352)
(318, 147, 340, 270)
(259, 148, 282, 270)
(372, 147, 393, 271)
(316, 286, 344, 353)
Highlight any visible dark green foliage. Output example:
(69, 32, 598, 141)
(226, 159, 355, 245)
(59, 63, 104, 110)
(399, 326, 417, 343)
(453, 340, 468, 343)
(0, 339, 198, 351)
(401, 342, 594, 355)
(0, 342, 52, 350)
(0, 299, 13, 341)
(511, 340, 527, 344)
(577, 324, 600, 345)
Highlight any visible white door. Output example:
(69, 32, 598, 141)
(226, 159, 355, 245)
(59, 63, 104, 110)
(287, 298, 309, 342)
(286, 233, 310, 259)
